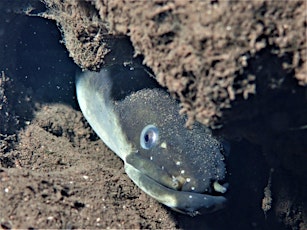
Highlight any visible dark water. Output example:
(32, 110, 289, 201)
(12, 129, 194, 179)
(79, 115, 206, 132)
(0, 1, 77, 107)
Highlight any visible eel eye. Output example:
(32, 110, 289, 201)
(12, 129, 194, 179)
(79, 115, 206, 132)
(140, 125, 159, 149)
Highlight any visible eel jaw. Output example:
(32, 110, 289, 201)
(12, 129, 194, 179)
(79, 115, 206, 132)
(124, 163, 227, 216)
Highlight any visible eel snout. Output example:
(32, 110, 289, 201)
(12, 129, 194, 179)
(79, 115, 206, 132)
(125, 163, 226, 216)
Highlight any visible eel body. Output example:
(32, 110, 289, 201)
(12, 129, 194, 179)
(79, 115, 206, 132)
(76, 65, 227, 216)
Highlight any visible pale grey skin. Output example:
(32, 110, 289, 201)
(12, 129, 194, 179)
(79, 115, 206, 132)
(76, 65, 227, 216)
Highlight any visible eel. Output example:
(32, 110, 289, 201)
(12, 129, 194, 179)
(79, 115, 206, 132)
(76, 64, 228, 216)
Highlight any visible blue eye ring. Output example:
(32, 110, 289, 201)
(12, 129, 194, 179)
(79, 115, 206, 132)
(140, 125, 159, 149)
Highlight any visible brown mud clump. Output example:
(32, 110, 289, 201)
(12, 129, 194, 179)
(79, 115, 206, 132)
(42, 0, 306, 127)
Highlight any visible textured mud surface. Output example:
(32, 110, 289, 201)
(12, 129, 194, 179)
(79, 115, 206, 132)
(0, 1, 306, 229)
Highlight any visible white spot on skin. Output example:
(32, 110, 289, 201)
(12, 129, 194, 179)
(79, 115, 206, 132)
(160, 142, 167, 149)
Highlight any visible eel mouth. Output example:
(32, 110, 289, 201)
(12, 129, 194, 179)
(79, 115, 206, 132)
(124, 163, 227, 216)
